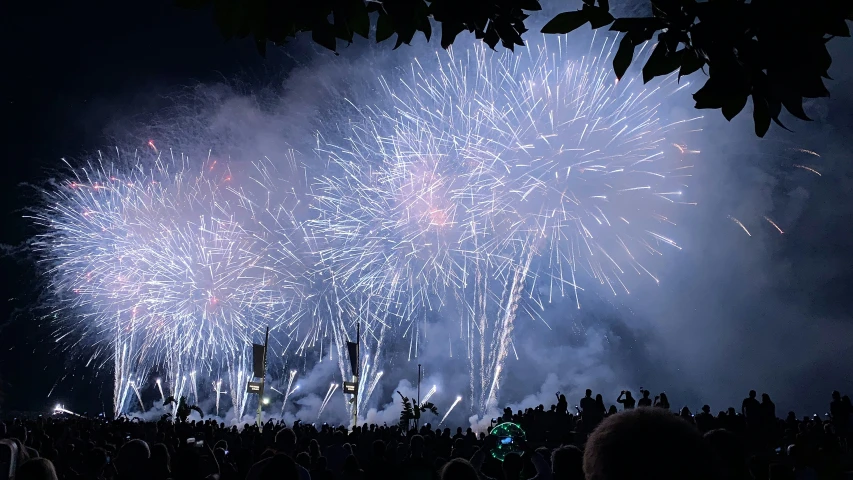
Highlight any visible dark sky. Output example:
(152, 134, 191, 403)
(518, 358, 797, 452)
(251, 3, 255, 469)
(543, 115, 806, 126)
(1, 0, 851, 420)
(0, 0, 268, 413)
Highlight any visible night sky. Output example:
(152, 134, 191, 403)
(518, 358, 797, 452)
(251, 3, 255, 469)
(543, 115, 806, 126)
(2, 0, 852, 421)
(1, 0, 269, 413)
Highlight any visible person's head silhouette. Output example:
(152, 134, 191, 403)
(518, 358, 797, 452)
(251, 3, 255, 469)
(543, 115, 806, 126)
(17, 458, 59, 480)
(502, 452, 523, 480)
(440, 458, 479, 480)
(832, 391, 841, 401)
(586, 389, 593, 398)
(552, 445, 583, 478)
(749, 390, 757, 399)
(702, 405, 711, 414)
(274, 428, 297, 455)
(584, 408, 717, 480)
(642, 390, 650, 399)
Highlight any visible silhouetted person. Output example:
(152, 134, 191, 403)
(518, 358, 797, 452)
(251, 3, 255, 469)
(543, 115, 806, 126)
(148, 444, 170, 480)
(695, 405, 716, 433)
(402, 435, 438, 480)
(583, 408, 718, 480)
(654, 393, 670, 410)
(17, 458, 59, 480)
(637, 390, 652, 407)
(341, 454, 363, 480)
(439, 458, 479, 480)
(310, 457, 334, 480)
(501, 452, 525, 480)
(742, 390, 761, 427)
(556, 393, 568, 414)
(115, 439, 149, 480)
(830, 391, 850, 442)
(259, 454, 299, 480)
(760, 393, 776, 432)
(793, 444, 820, 480)
(551, 445, 584, 479)
(617, 391, 635, 410)
(580, 390, 596, 414)
(607, 405, 618, 416)
(581, 389, 602, 432)
(704, 429, 751, 480)
(246, 429, 310, 480)
(595, 394, 606, 415)
(367, 440, 393, 478)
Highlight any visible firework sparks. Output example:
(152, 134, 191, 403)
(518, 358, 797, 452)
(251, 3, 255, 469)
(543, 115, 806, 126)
(35, 33, 703, 419)
(764, 216, 784, 235)
(31, 149, 306, 416)
(729, 216, 752, 237)
(439, 396, 463, 426)
(793, 164, 822, 176)
(312, 33, 699, 415)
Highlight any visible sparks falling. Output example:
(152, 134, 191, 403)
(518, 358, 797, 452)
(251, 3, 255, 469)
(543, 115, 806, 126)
(35, 33, 704, 419)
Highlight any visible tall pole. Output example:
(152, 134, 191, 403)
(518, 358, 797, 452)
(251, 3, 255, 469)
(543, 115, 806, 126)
(351, 321, 360, 429)
(256, 326, 269, 429)
(417, 364, 422, 430)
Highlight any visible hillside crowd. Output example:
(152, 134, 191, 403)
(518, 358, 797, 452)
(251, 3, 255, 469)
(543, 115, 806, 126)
(2, 388, 852, 480)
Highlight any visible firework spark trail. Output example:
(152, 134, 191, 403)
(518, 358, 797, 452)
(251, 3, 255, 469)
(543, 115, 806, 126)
(793, 164, 822, 176)
(484, 242, 535, 413)
(156, 378, 165, 404)
(213, 379, 223, 417)
(318, 383, 338, 419)
(421, 385, 437, 404)
(114, 339, 133, 416)
(129, 381, 145, 412)
(280, 369, 297, 416)
(364, 370, 384, 406)
(764, 216, 784, 235)
(729, 216, 752, 237)
(323, 286, 387, 419)
(227, 352, 251, 419)
(792, 148, 820, 157)
(439, 396, 463, 426)
(189, 371, 198, 405)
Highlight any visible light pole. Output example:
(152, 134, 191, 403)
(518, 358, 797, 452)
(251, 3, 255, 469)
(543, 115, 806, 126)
(351, 321, 360, 429)
(256, 326, 270, 429)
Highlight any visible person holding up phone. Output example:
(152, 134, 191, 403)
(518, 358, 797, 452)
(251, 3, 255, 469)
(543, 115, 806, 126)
(617, 390, 636, 410)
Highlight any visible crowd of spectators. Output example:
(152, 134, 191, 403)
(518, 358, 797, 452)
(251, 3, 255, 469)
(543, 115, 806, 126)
(2, 388, 852, 480)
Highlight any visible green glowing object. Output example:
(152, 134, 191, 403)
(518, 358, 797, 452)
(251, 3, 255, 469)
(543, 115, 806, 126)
(490, 422, 526, 461)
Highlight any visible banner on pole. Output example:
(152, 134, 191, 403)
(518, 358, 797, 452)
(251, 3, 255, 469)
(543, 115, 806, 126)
(346, 341, 358, 376)
(252, 344, 266, 378)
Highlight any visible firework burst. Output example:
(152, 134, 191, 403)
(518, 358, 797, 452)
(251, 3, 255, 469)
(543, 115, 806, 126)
(31, 148, 306, 415)
(312, 33, 701, 415)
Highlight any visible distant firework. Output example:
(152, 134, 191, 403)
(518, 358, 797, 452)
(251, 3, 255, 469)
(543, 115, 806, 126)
(30, 148, 306, 415)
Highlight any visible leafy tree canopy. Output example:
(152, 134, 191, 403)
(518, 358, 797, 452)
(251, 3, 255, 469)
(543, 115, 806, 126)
(179, 0, 852, 136)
